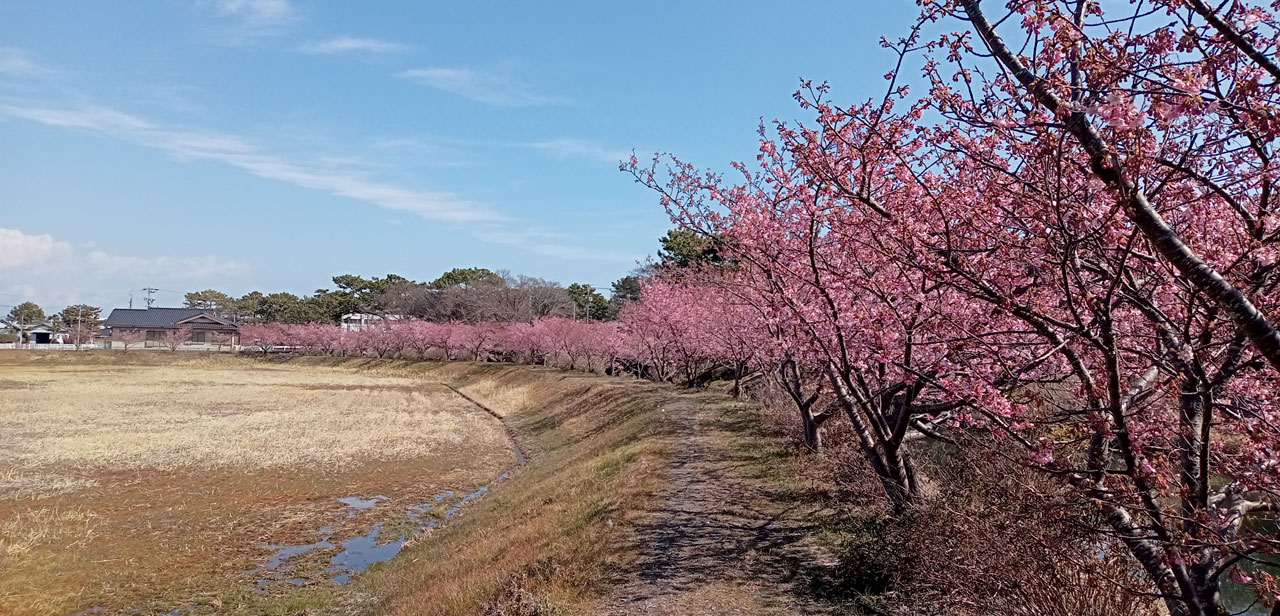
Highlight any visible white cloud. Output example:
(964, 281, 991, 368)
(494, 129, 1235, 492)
(530, 138, 630, 165)
(474, 227, 639, 263)
(398, 67, 568, 107)
(0, 48, 55, 77)
(85, 251, 248, 279)
(0, 102, 499, 224)
(0, 228, 73, 268)
(527, 243, 639, 263)
(207, 0, 296, 28)
(1, 100, 634, 268)
(300, 36, 408, 54)
(0, 227, 249, 310)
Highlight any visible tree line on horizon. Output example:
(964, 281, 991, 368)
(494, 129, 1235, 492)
(181, 230, 717, 325)
(2, 229, 716, 335)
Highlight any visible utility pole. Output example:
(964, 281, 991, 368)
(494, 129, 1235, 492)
(142, 287, 158, 308)
(74, 304, 83, 350)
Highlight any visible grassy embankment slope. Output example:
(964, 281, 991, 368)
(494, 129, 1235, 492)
(230, 356, 833, 616)
(308, 358, 673, 616)
(2, 352, 832, 615)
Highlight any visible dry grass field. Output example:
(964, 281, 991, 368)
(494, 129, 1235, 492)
(0, 352, 516, 616)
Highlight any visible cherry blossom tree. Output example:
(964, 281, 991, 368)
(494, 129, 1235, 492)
(940, 0, 1280, 378)
(897, 3, 1280, 612)
(401, 320, 441, 359)
(114, 328, 144, 351)
(622, 3, 1280, 609)
(211, 331, 235, 352)
(240, 323, 284, 354)
(161, 326, 193, 351)
(455, 322, 497, 362)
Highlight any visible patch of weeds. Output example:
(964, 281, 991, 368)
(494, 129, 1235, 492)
(483, 572, 572, 616)
(588, 443, 641, 479)
(794, 516, 911, 615)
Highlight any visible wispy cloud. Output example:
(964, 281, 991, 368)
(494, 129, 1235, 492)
(203, 0, 297, 37)
(300, 36, 408, 54)
(0, 102, 499, 224)
(0, 226, 249, 309)
(209, 0, 296, 25)
(0, 47, 56, 78)
(474, 227, 639, 263)
(398, 67, 567, 107)
(1, 100, 630, 266)
(530, 138, 630, 165)
(526, 243, 639, 263)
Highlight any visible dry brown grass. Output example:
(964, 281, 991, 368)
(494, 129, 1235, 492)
(175, 357, 676, 616)
(350, 363, 668, 616)
(0, 351, 516, 616)
(0, 353, 779, 616)
(0, 506, 99, 557)
(1, 361, 506, 481)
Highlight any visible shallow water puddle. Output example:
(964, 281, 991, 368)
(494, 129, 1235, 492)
(328, 522, 407, 584)
(264, 538, 334, 570)
(443, 471, 511, 519)
(337, 495, 389, 518)
(252, 474, 514, 589)
(406, 490, 454, 524)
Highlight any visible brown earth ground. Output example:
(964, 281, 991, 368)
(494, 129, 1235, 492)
(1, 352, 849, 615)
(0, 352, 514, 616)
(597, 389, 843, 615)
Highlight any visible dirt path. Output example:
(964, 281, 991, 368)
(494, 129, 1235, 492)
(601, 391, 841, 615)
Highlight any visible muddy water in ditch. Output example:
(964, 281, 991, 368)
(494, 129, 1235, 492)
(251, 470, 514, 588)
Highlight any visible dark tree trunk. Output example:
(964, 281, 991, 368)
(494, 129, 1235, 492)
(961, 0, 1280, 375)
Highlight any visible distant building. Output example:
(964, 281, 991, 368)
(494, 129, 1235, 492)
(102, 307, 239, 348)
(1, 318, 65, 345)
(0, 319, 19, 342)
(340, 313, 406, 332)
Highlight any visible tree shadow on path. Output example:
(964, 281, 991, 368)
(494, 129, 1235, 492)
(602, 392, 856, 616)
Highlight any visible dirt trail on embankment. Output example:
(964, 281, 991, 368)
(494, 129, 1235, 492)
(600, 390, 841, 616)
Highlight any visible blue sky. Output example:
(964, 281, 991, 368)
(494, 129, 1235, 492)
(0, 0, 918, 312)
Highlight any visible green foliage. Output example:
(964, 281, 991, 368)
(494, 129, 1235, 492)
(260, 292, 305, 323)
(225, 274, 415, 325)
(233, 291, 264, 322)
(302, 289, 361, 324)
(429, 267, 504, 290)
(332, 274, 411, 312)
(183, 289, 233, 312)
(6, 301, 45, 327)
(332, 273, 408, 297)
(657, 229, 724, 268)
(57, 304, 101, 328)
(235, 292, 314, 324)
(200, 268, 633, 325)
(608, 275, 643, 317)
(566, 283, 609, 320)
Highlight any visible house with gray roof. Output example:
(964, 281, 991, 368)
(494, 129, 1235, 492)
(102, 307, 238, 349)
(2, 318, 67, 345)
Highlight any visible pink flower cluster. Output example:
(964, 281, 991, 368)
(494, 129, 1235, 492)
(239, 318, 628, 373)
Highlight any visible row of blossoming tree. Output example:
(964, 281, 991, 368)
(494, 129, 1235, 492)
(238, 1, 1280, 612)
(612, 1, 1278, 614)
(237, 278, 761, 381)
